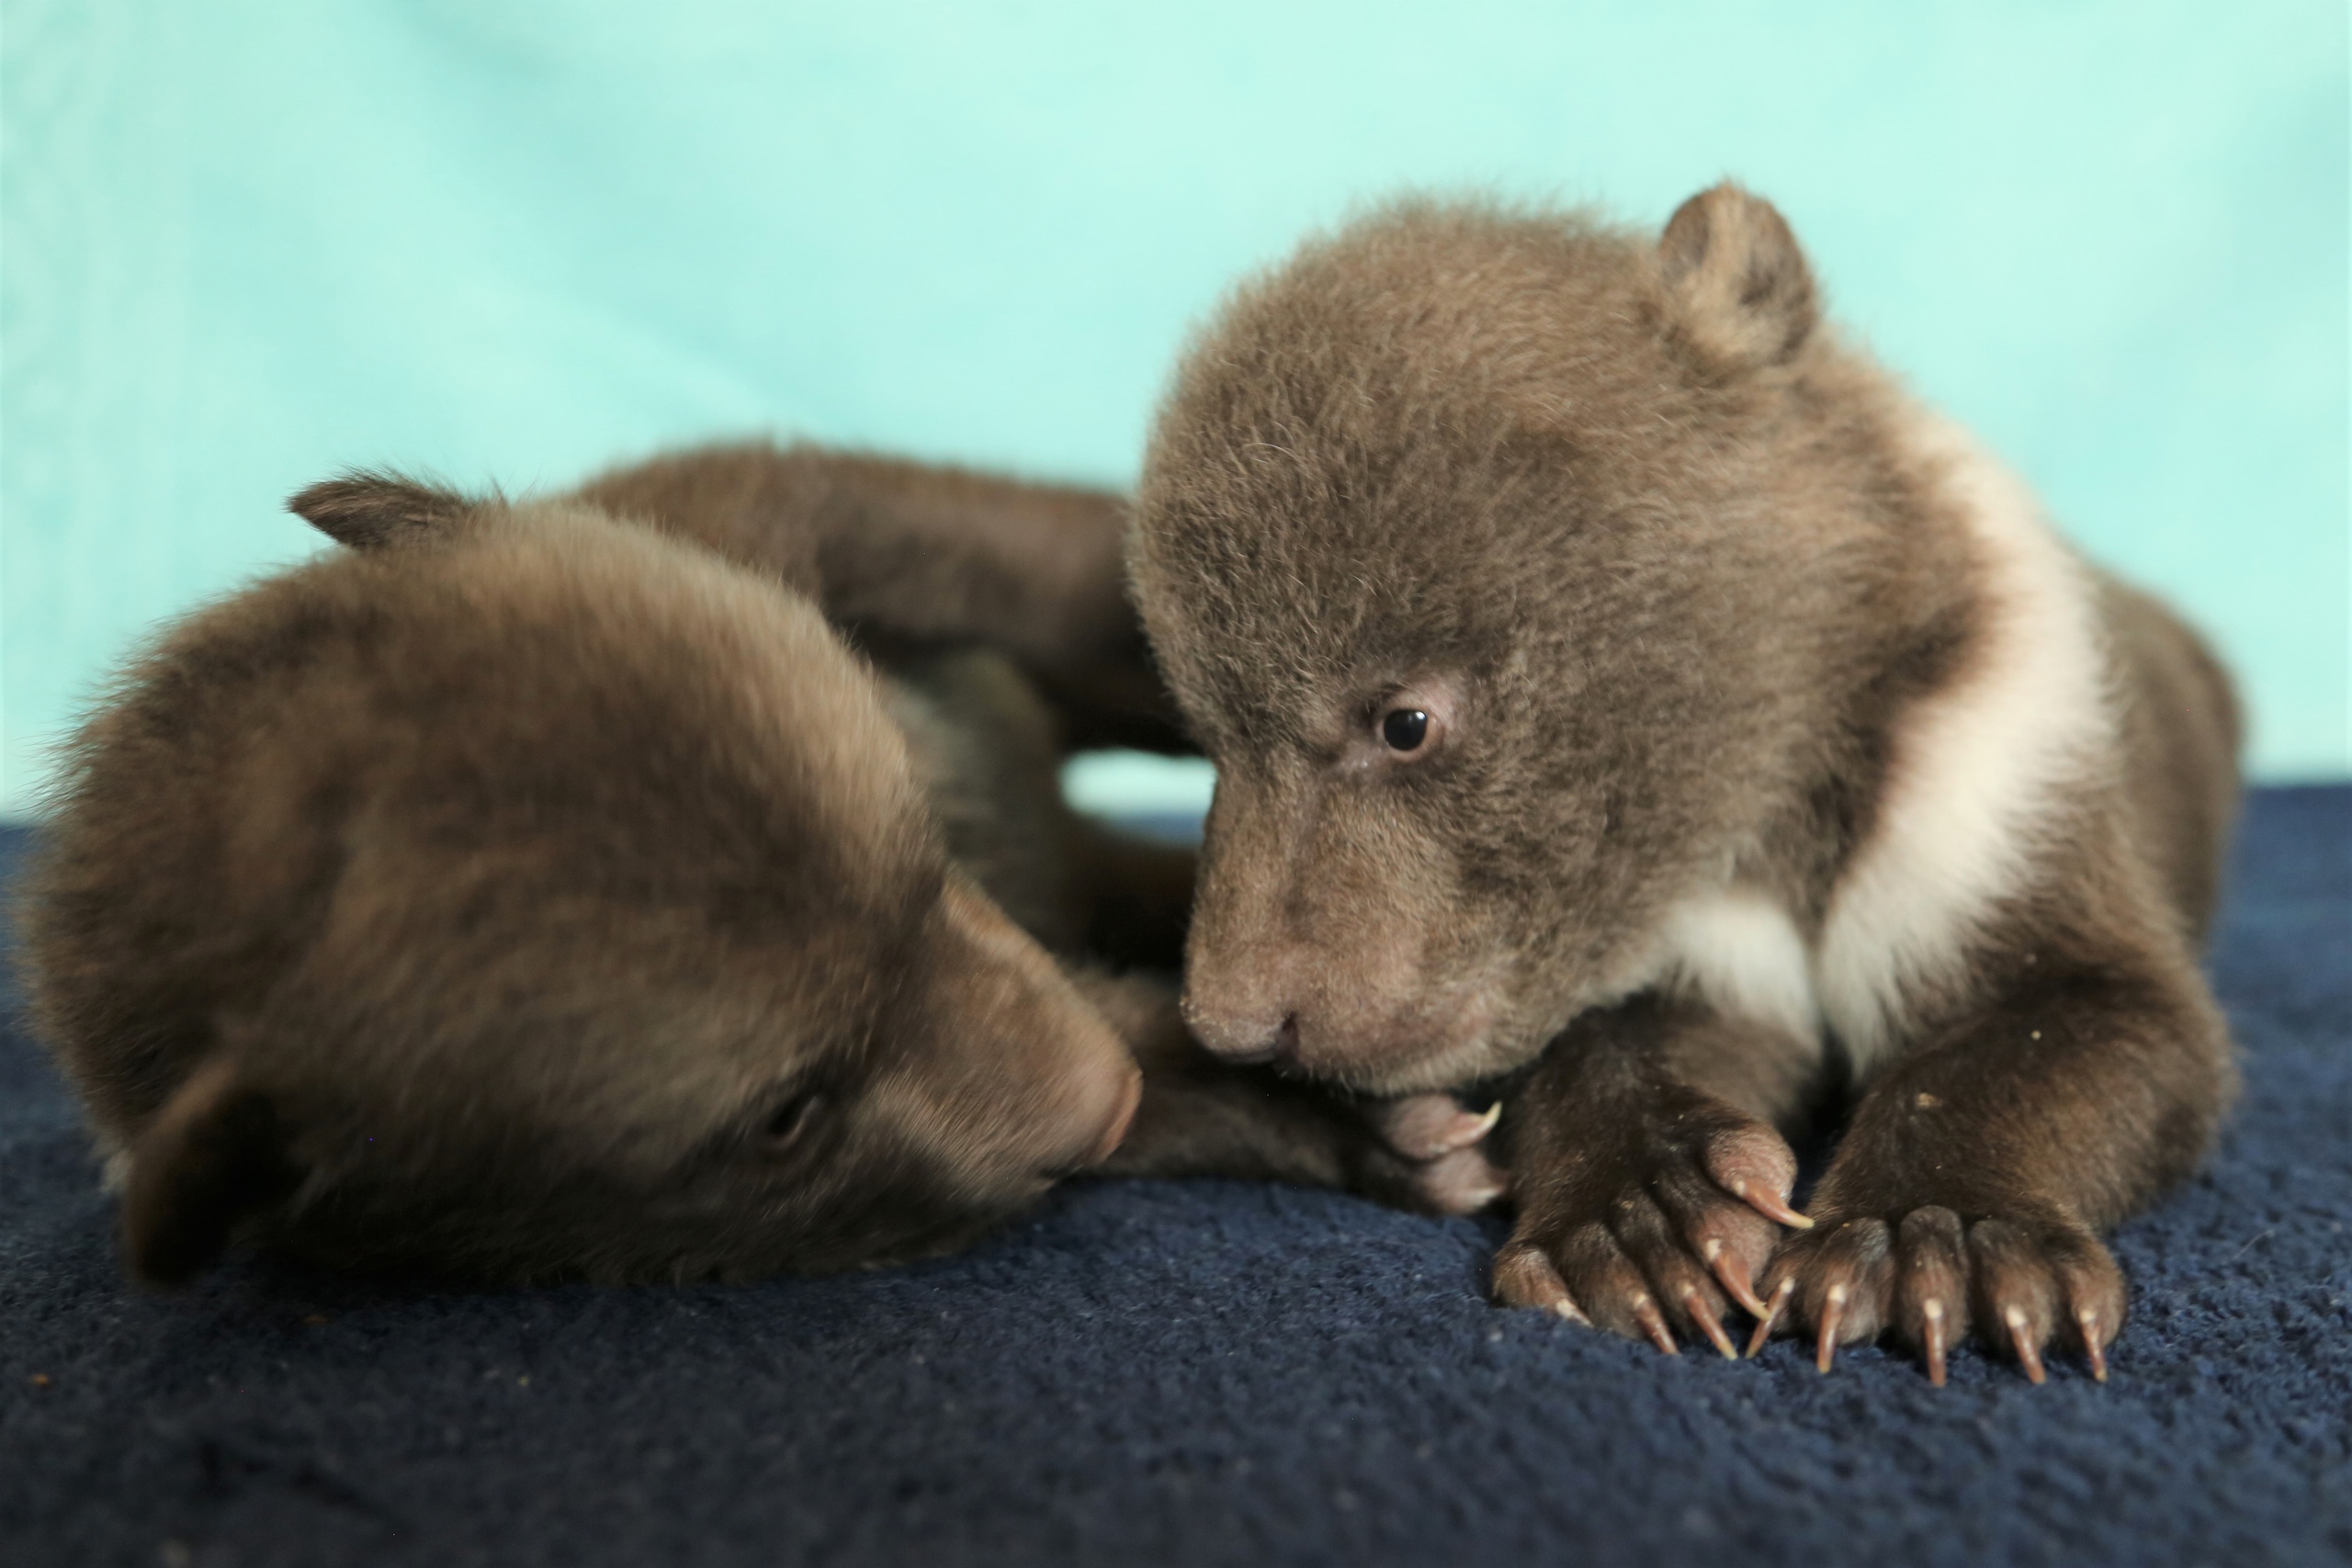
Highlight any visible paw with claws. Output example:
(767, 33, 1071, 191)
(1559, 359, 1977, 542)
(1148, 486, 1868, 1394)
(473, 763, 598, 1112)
(1369, 1094, 1508, 1216)
(1750, 1205, 2125, 1385)
(1490, 1089, 1809, 1359)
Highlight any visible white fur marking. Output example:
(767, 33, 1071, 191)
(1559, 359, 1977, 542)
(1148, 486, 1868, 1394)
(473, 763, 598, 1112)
(1814, 410, 2113, 1072)
(1661, 887, 1821, 1045)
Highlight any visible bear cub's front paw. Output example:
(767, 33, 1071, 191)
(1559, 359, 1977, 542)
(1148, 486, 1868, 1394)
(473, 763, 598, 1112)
(1752, 1202, 2125, 1385)
(1491, 1102, 1807, 1358)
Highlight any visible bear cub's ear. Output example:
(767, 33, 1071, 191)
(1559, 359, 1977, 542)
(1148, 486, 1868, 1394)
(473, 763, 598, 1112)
(288, 471, 471, 551)
(119, 1056, 302, 1287)
(1657, 182, 1818, 373)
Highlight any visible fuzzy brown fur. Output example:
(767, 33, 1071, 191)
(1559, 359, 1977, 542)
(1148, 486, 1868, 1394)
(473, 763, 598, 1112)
(568, 444, 1190, 757)
(21, 491, 1150, 1283)
(1130, 184, 2240, 1381)
(18, 452, 1479, 1286)
(556, 443, 1498, 1215)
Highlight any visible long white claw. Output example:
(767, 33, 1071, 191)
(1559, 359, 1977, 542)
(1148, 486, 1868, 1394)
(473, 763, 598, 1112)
(1815, 1282, 1849, 1374)
(1746, 1277, 1795, 1358)
(1682, 1284, 1738, 1359)
(1730, 1178, 1814, 1230)
(2004, 1305, 2047, 1385)
(2078, 1307, 2109, 1383)
(1922, 1298, 1949, 1388)
(1630, 1292, 1679, 1357)
(1699, 1235, 1768, 1317)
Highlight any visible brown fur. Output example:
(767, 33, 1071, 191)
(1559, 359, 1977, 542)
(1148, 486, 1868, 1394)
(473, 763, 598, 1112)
(18, 452, 1476, 1286)
(555, 443, 1498, 1216)
(1130, 184, 2240, 1378)
(572, 443, 1189, 757)
(570, 443, 1206, 973)
(20, 493, 1154, 1283)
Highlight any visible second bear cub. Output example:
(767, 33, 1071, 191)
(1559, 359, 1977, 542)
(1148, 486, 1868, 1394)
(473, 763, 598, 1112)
(21, 489, 1149, 1282)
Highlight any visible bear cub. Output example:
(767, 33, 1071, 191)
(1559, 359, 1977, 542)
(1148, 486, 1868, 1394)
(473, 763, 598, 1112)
(1131, 183, 2238, 1382)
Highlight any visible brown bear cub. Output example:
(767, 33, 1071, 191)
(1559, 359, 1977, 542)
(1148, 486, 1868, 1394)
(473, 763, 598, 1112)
(20, 458, 1482, 1286)
(1131, 184, 2240, 1383)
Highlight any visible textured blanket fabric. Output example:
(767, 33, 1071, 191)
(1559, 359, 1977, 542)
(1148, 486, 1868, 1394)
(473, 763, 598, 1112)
(3, 789, 2346, 1568)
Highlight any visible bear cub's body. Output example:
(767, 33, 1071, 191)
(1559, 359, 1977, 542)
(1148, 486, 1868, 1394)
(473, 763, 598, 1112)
(1132, 184, 2239, 1381)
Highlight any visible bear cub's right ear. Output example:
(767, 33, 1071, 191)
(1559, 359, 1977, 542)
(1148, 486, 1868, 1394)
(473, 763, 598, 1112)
(288, 471, 470, 551)
(1656, 181, 1819, 374)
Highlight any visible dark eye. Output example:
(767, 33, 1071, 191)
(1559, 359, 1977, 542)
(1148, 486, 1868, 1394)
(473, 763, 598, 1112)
(763, 1092, 823, 1151)
(1381, 708, 1430, 751)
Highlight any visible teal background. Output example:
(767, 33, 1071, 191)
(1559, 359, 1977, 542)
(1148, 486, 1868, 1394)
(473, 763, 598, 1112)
(4, 0, 2346, 819)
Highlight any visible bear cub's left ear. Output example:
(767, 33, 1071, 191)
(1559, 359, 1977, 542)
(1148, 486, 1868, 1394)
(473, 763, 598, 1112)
(1657, 181, 1818, 373)
(288, 471, 471, 551)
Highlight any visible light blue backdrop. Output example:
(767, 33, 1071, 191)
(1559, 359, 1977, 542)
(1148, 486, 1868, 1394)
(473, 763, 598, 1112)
(4, 0, 2346, 819)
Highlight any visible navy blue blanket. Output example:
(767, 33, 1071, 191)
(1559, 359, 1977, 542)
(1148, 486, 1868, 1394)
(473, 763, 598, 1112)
(5, 789, 2346, 1567)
